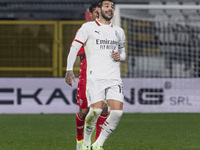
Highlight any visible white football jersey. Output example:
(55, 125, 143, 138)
(74, 19, 126, 80)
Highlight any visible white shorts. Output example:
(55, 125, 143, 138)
(86, 78, 124, 106)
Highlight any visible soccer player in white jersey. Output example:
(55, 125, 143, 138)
(65, 3, 109, 150)
(66, 0, 126, 149)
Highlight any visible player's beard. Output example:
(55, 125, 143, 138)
(100, 9, 113, 21)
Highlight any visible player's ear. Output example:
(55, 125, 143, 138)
(89, 12, 92, 20)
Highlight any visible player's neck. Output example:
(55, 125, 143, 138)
(98, 17, 111, 25)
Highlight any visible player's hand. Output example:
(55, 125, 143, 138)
(65, 70, 76, 86)
(112, 50, 120, 61)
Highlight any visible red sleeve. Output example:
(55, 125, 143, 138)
(77, 46, 85, 56)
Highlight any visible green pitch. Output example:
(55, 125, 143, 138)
(0, 113, 200, 150)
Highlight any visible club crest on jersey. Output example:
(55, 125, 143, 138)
(95, 30, 100, 34)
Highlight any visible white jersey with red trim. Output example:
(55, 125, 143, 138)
(74, 19, 126, 80)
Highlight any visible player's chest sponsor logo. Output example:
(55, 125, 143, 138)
(96, 39, 118, 50)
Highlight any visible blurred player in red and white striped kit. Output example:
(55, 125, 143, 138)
(65, 2, 108, 150)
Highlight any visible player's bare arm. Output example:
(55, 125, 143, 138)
(65, 70, 75, 86)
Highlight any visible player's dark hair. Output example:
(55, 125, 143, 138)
(89, 2, 98, 13)
(98, 0, 115, 8)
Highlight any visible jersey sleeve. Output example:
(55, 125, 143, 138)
(66, 41, 83, 71)
(119, 28, 126, 44)
(118, 28, 126, 61)
(74, 23, 89, 45)
(70, 29, 85, 56)
(77, 46, 85, 56)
